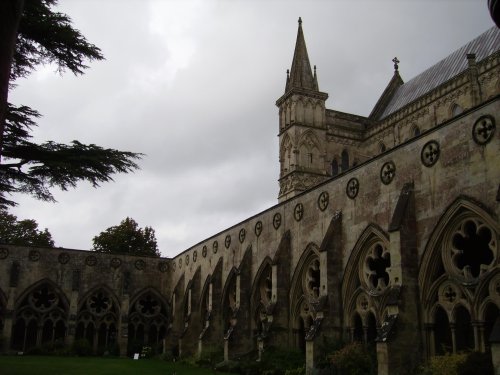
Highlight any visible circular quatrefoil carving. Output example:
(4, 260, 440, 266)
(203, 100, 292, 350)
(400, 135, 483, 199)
(346, 178, 359, 199)
(185, 254, 190, 265)
(158, 261, 168, 272)
(0, 247, 8, 259)
(225, 235, 231, 249)
(29, 250, 40, 262)
(239, 228, 246, 243)
(110, 258, 122, 269)
(58, 252, 70, 265)
(193, 250, 198, 262)
(421, 140, 440, 167)
(318, 191, 329, 211)
(202, 245, 208, 258)
(273, 213, 282, 230)
(255, 221, 263, 237)
(294, 203, 304, 222)
(85, 255, 97, 267)
(380, 161, 396, 185)
(472, 115, 496, 145)
(135, 259, 146, 271)
(213, 241, 218, 254)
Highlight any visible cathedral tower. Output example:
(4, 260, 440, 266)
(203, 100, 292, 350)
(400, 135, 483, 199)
(276, 18, 329, 202)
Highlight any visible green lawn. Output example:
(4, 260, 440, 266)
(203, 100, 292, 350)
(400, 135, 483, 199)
(0, 355, 224, 375)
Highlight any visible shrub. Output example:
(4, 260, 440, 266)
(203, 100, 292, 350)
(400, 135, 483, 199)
(284, 365, 305, 375)
(329, 342, 375, 375)
(459, 351, 493, 375)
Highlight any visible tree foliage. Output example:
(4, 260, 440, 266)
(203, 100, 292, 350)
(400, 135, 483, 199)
(0, 0, 142, 208)
(0, 209, 54, 247)
(92, 217, 160, 257)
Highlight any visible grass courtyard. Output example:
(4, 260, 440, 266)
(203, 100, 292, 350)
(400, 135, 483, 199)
(0, 355, 225, 375)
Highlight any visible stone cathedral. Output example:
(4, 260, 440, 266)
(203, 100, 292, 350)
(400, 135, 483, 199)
(0, 20, 499, 375)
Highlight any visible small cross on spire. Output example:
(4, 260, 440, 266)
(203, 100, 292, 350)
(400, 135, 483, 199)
(298, 17, 302, 26)
(392, 57, 400, 72)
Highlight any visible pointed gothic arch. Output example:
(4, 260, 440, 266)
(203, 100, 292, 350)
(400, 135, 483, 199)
(250, 257, 273, 337)
(419, 196, 499, 355)
(75, 285, 120, 353)
(12, 279, 70, 351)
(127, 287, 169, 355)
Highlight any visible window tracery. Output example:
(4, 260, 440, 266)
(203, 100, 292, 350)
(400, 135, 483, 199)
(362, 242, 391, 293)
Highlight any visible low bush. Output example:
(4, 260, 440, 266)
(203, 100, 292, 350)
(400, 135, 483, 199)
(329, 342, 376, 375)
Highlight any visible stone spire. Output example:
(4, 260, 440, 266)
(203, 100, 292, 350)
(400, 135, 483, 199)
(286, 17, 318, 92)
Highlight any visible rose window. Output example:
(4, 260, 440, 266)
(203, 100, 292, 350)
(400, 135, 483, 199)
(29, 286, 58, 312)
(87, 292, 112, 315)
(451, 219, 495, 280)
(305, 259, 320, 299)
(136, 295, 160, 317)
(364, 243, 391, 292)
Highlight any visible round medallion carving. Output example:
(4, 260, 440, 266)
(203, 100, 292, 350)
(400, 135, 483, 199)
(380, 161, 396, 185)
(438, 282, 461, 306)
(135, 259, 145, 271)
(255, 221, 263, 237)
(0, 247, 9, 259)
(29, 250, 40, 262)
(110, 258, 122, 269)
(85, 255, 97, 267)
(294, 203, 304, 222)
(172, 260, 176, 270)
(213, 241, 218, 254)
(472, 115, 495, 145)
(58, 252, 70, 265)
(318, 191, 329, 211)
(202, 245, 208, 258)
(346, 178, 359, 199)
(239, 228, 246, 243)
(421, 140, 440, 167)
(193, 250, 198, 262)
(225, 235, 231, 249)
(273, 213, 282, 230)
(185, 254, 190, 265)
(158, 261, 168, 272)
(178, 258, 182, 269)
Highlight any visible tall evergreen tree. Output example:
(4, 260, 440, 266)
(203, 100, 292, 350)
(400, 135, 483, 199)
(0, 0, 142, 207)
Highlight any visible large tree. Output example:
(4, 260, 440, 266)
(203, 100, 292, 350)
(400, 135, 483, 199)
(0, 0, 142, 208)
(92, 217, 160, 257)
(0, 209, 54, 247)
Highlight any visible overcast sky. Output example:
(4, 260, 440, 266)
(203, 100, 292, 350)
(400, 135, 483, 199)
(8, 0, 494, 257)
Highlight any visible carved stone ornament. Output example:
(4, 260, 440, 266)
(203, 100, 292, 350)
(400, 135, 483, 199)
(356, 293, 370, 312)
(362, 242, 391, 294)
(472, 115, 496, 145)
(438, 282, 461, 306)
(294, 203, 304, 222)
(158, 261, 168, 272)
(185, 254, 190, 265)
(346, 177, 359, 199)
(29, 250, 41, 262)
(225, 235, 231, 249)
(193, 250, 198, 262)
(110, 257, 122, 269)
(446, 217, 496, 282)
(0, 247, 9, 260)
(239, 228, 246, 243)
(213, 241, 218, 254)
(421, 140, 440, 167)
(202, 245, 208, 258)
(85, 255, 97, 267)
(58, 252, 70, 265)
(135, 259, 146, 271)
(255, 221, 263, 237)
(178, 258, 182, 269)
(273, 213, 282, 230)
(380, 161, 396, 185)
(318, 191, 329, 211)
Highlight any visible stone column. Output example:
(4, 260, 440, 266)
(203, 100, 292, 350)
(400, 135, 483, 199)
(305, 340, 314, 375)
(118, 294, 129, 357)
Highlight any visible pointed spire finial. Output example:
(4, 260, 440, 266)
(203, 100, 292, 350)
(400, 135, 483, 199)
(314, 65, 316, 76)
(298, 17, 302, 26)
(287, 69, 290, 79)
(392, 57, 400, 72)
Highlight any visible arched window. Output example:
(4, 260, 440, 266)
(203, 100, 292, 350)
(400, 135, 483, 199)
(331, 159, 339, 176)
(341, 150, 349, 172)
